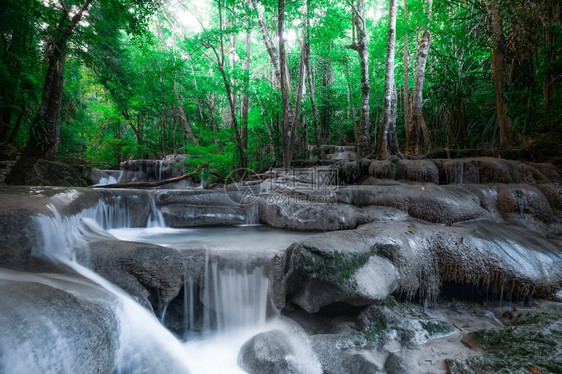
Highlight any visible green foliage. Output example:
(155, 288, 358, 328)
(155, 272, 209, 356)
(2, 0, 561, 170)
(182, 127, 238, 179)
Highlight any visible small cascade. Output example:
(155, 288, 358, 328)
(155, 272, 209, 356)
(157, 160, 163, 182)
(92, 170, 123, 186)
(147, 194, 166, 228)
(244, 203, 259, 225)
(183, 275, 198, 337)
(97, 175, 118, 185)
(449, 161, 464, 184)
(32, 200, 130, 261)
(30, 205, 193, 374)
(93, 199, 131, 229)
(202, 259, 271, 335)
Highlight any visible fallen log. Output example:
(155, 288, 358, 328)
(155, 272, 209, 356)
(94, 170, 199, 189)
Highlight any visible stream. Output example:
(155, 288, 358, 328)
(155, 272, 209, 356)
(11, 198, 320, 373)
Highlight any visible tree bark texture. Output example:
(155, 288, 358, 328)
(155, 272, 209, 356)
(402, 0, 411, 147)
(377, 0, 400, 158)
(487, 0, 511, 147)
(349, 0, 371, 157)
(173, 81, 199, 147)
(241, 28, 251, 150)
(7, 0, 93, 185)
(406, 0, 432, 155)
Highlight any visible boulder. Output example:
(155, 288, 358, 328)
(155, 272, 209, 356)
(87, 238, 206, 308)
(260, 195, 362, 231)
(276, 228, 399, 313)
(0, 273, 119, 374)
(273, 219, 562, 310)
(238, 330, 301, 374)
(367, 160, 394, 179)
(396, 160, 439, 184)
(310, 335, 380, 374)
(337, 185, 489, 225)
(442, 159, 481, 184)
(24, 159, 90, 186)
(161, 204, 247, 227)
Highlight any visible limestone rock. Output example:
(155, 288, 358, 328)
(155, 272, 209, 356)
(238, 330, 300, 374)
(0, 276, 119, 374)
(279, 229, 399, 313)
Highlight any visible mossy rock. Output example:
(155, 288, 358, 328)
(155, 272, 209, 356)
(457, 306, 562, 374)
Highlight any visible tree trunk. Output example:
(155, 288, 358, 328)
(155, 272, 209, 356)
(304, 0, 319, 159)
(320, 56, 334, 145)
(344, 63, 358, 148)
(277, 0, 297, 168)
(253, 0, 298, 168)
(7, 0, 93, 185)
(377, 0, 400, 159)
(543, 2, 559, 110)
(403, 0, 411, 146)
(0, 109, 10, 142)
(347, 0, 371, 157)
(217, 64, 248, 170)
(406, 0, 432, 155)
(487, 0, 511, 147)
(252, 0, 282, 84)
(173, 81, 199, 147)
(305, 43, 320, 158)
(241, 28, 251, 150)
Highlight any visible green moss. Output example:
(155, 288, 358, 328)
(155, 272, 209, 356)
(466, 310, 562, 374)
(295, 247, 369, 286)
(420, 320, 454, 337)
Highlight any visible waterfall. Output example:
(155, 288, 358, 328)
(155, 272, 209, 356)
(147, 193, 166, 228)
(92, 170, 123, 186)
(31, 203, 193, 374)
(32, 201, 130, 261)
(449, 161, 464, 184)
(183, 275, 198, 337)
(244, 203, 259, 225)
(157, 160, 163, 182)
(202, 261, 270, 334)
(20, 197, 319, 374)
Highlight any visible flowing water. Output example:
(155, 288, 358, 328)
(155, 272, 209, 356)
(9, 198, 316, 373)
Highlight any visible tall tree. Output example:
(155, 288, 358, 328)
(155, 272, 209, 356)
(377, 0, 400, 158)
(304, 0, 320, 158)
(345, 0, 371, 157)
(406, 0, 433, 154)
(7, 0, 94, 184)
(402, 0, 411, 148)
(252, 0, 305, 168)
(7, 0, 162, 184)
(487, 0, 511, 147)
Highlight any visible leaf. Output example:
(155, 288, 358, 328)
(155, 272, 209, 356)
(408, 225, 415, 232)
(529, 367, 542, 374)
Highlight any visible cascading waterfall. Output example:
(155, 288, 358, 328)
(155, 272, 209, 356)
(147, 193, 166, 228)
(12, 195, 321, 374)
(201, 261, 270, 334)
(31, 203, 193, 374)
(157, 160, 163, 182)
(449, 161, 464, 184)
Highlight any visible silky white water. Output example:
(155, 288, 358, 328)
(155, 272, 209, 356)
(109, 225, 309, 252)
(21, 198, 319, 373)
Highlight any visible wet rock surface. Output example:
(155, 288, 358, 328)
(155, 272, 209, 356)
(446, 301, 562, 374)
(0, 272, 120, 374)
(0, 160, 561, 374)
(238, 330, 301, 374)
